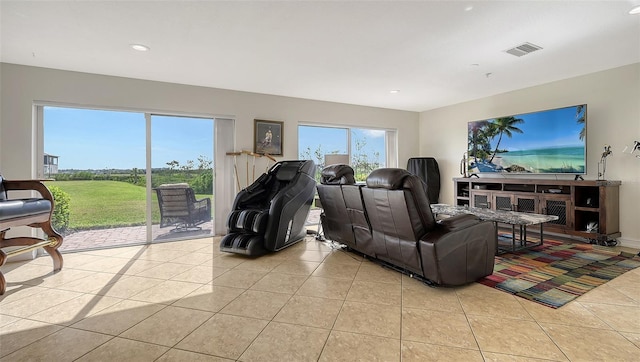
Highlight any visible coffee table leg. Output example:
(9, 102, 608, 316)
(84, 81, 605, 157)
(494, 221, 499, 254)
(523, 224, 544, 249)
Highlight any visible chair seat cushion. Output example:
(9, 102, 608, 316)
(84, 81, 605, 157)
(0, 198, 52, 221)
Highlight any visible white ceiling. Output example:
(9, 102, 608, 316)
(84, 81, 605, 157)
(2, 1, 639, 112)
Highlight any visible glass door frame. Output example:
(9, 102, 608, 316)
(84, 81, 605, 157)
(35, 102, 232, 245)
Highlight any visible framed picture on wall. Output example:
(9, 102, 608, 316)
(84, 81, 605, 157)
(254, 119, 283, 156)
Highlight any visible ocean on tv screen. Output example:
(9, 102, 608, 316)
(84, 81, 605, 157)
(470, 146, 586, 174)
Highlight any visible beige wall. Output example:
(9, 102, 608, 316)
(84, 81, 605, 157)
(2, 62, 638, 246)
(419, 63, 640, 247)
(0, 63, 419, 177)
(0, 63, 418, 237)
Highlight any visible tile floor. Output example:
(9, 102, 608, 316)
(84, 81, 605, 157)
(1, 236, 639, 361)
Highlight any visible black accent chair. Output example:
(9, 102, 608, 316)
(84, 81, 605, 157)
(317, 166, 497, 286)
(220, 160, 316, 256)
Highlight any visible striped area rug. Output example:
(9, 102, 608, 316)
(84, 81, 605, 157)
(478, 238, 640, 308)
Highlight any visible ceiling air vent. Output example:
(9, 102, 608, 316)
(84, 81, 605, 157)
(505, 42, 542, 57)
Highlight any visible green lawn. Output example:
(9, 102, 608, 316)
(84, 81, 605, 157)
(46, 180, 212, 230)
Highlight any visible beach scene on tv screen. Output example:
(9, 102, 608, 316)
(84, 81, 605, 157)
(468, 105, 586, 174)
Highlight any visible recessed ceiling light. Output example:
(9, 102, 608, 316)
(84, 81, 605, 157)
(130, 44, 150, 52)
(464, 6, 474, 12)
(389, 89, 400, 94)
(630, 5, 640, 14)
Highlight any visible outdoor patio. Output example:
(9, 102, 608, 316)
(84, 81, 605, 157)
(58, 209, 321, 253)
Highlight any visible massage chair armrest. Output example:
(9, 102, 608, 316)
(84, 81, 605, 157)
(2, 179, 55, 203)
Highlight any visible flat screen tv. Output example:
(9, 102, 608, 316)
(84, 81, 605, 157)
(467, 104, 586, 174)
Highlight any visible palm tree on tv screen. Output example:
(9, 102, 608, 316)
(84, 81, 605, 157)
(468, 120, 491, 167)
(576, 105, 586, 140)
(488, 116, 524, 163)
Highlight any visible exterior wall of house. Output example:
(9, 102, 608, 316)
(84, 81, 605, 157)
(419, 63, 640, 247)
(43, 154, 58, 177)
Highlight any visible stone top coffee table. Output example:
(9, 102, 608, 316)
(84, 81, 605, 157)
(430, 204, 559, 253)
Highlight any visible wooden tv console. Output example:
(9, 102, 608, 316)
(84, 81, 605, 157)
(453, 178, 621, 243)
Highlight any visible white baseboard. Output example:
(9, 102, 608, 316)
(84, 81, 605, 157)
(530, 230, 640, 250)
(618, 237, 640, 250)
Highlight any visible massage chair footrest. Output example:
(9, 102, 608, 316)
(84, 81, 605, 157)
(220, 233, 268, 256)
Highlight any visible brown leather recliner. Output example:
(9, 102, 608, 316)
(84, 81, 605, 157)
(316, 164, 374, 254)
(361, 168, 497, 286)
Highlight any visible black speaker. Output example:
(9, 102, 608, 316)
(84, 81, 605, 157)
(407, 157, 440, 204)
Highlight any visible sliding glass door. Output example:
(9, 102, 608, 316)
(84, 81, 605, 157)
(42, 107, 148, 250)
(41, 106, 215, 251)
(150, 115, 214, 241)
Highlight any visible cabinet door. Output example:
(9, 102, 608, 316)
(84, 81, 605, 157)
(514, 195, 537, 213)
(471, 191, 492, 209)
(491, 193, 537, 212)
(539, 195, 572, 229)
(493, 192, 513, 211)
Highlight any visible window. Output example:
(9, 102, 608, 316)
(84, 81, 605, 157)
(350, 127, 387, 180)
(298, 124, 397, 181)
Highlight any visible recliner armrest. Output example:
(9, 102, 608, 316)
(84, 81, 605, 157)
(421, 213, 495, 254)
(419, 214, 497, 285)
(436, 213, 483, 232)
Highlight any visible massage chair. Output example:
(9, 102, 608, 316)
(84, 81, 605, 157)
(220, 160, 316, 256)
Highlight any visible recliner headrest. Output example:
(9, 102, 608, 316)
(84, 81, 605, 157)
(366, 168, 411, 189)
(321, 164, 356, 185)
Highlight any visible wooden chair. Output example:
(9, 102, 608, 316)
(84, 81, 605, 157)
(0, 175, 63, 295)
(155, 183, 211, 231)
